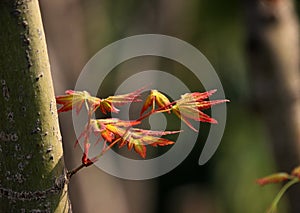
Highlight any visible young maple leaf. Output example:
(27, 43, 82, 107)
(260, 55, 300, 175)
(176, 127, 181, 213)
(172, 89, 229, 131)
(75, 118, 140, 158)
(256, 173, 292, 186)
(92, 118, 179, 158)
(256, 169, 300, 213)
(140, 90, 172, 115)
(291, 166, 300, 178)
(56, 90, 101, 114)
(120, 128, 181, 147)
(112, 128, 180, 158)
(99, 88, 143, 114)
(91, 118, 141, 143)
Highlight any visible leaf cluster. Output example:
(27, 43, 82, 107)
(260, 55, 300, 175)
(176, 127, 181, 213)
(56, 88, 228, 162)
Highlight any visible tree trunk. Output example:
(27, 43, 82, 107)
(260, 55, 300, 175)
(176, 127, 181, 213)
(244, 0, 300, 212)
(0, 0, 69, 212)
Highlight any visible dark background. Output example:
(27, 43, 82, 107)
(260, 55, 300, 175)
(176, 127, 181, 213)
(39, 1, 300, 212)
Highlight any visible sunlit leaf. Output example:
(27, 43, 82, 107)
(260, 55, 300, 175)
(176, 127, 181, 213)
(172, 90, 229, 131)
(91, 118, 179, 158)
(56, 90, 101, 114)
(100, 88, 143, 114)
(131, 139, 146, 158)
(140, 90, 172, 115)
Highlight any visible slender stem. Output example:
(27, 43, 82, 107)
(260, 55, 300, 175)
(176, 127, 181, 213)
(68, 97, 177, 179)
(137, 101, 175, 122)
(268, 178, 300, 213)
(66, 138, 121, 180)
(84, 100, 92, 130)
(152, 98, 155, 112)
(92, 137, 121, 161)
(90, 101, 176, 162)
(67, 164, 85, 180)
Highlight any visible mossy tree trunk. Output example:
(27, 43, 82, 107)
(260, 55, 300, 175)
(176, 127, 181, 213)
(0, 0, 69, 212)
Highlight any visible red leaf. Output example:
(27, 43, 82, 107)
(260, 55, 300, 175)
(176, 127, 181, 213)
(91, 118, 179, 158)
(196, 99, 229, 110)
(100, 88, 143, 114)
(291, 166, 300, 178)
(171, 90, 229, 131)
(256, 173, 291, 186)
(185, 89, 217, 101)
(82, 143, 93, 166)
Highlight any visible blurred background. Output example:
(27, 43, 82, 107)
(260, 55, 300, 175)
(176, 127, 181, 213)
(39, 0, 300, 212)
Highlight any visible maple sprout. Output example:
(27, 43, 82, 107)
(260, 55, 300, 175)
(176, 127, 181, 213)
(56, 88, 229, 179)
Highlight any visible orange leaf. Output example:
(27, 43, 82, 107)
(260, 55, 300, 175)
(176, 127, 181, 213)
(132, 139, 146, 159)
(291, 166, 300, 178)
(56, 90, 101, 114)
(119, 128, 179, 158)
(140, 90, 172, 115)
(91, 118, 179, 158)
(256, 173, 291, 186)
(100, 88, 143, 114)
(99, 100, 119, 114)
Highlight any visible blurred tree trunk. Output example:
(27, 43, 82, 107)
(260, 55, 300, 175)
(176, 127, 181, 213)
(0, 0, 69, 212)
(245, 0, 300, 212)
